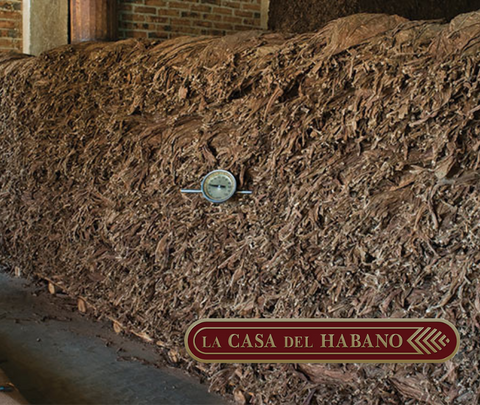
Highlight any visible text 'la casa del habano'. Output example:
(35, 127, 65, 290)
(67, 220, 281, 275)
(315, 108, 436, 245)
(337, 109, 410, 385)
(202, 332, 404, 349)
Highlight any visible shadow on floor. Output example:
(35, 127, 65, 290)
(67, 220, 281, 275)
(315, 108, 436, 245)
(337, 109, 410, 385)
(0, 271, 225, 405)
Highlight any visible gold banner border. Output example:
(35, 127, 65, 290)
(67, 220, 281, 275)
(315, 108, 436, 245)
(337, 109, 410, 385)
(184, 318, 460, 364)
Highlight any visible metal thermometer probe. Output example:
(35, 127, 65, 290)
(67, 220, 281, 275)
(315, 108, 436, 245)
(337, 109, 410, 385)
(181, 169, 252, 203)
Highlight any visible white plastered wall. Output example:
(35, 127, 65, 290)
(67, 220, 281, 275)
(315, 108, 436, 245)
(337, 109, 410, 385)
(261, 0, 270, 30)
(22, 0, 68, 56)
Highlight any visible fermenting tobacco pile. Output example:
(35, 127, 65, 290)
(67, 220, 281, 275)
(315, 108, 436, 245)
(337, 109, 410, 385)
(0, 11, 479, 404)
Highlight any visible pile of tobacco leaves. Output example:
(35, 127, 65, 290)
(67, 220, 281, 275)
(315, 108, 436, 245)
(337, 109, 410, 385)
(0, 11, 480, 404)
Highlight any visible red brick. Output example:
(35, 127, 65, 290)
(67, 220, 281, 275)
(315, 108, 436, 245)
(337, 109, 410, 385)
(0, 10, 19, 19)
(171, 18, 191, 26)
(193, 20, 212, 27)
(145, 0, 167, 6)
(134, 6, 157, 14)
(0, 0, 22, 52)
(223, 15, 242, 23)
(146, 15, 168, 23)
(234, 9, 253, 18)
(168, 1, 191, 9)
(122, 22, 157, 31)
(0, 20, 18, 29)
(148, 23, 162, 29)
(234, 25, 252, 31)
(118, 0, 263, 42)
(242, 3, 261, 11)
(0, 1, 20, 12)
(0, 38, 14, 47)
(223, 1, 240, 8)
(0, 2, 13, 11)
(161, 9, 181, 16)
(0, 28, 18, 38)
(130, 22, 156, 30)
(213, 22, 233, 30)
(191, 4, 211, 12)
(203, 13, 222, 21)
(181, 11, 200, 18)
(212, 7, 232, 15)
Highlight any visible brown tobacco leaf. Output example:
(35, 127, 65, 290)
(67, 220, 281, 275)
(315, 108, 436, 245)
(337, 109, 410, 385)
(390, 374, 432, 403)
(298, 364, 359, 386)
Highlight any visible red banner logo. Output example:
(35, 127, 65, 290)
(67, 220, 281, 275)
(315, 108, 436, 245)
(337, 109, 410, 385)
(185, 319, 459, 363)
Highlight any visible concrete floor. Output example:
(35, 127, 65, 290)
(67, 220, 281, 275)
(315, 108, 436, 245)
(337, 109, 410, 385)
(0, 271, 225, 405)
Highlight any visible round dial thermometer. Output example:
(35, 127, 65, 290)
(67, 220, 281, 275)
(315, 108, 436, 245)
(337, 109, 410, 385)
(181, 169, 252, 203)
(201, 170, 236, 203)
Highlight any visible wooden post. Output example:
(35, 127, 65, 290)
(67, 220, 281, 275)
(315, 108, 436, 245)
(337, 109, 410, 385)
(70, 0, 118, 43)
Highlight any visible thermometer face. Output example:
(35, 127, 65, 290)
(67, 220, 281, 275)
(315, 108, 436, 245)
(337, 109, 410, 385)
(201, 170, 237, 203)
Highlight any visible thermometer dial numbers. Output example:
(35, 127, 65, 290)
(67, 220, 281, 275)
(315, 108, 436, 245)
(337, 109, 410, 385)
(201, 170, 237, 203)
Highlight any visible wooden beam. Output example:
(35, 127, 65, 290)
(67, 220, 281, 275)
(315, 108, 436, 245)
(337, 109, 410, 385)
(70, 0, 118, 43)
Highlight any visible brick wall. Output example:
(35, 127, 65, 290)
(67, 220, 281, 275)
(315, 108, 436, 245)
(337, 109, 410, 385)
(0, 0, 21, 51)
(0, 0, 266, 53)
(118, 0, 263, 40)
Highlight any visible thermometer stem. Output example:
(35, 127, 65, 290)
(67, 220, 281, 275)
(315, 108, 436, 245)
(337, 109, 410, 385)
(182, 189, 252, 194)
